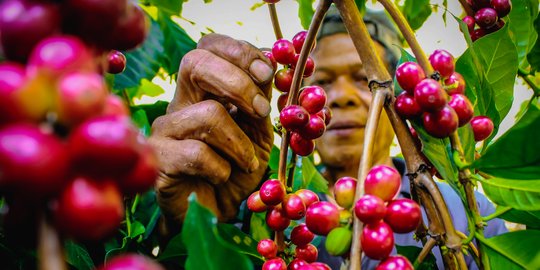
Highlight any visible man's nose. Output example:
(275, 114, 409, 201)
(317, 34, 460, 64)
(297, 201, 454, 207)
(327, 76, 364, 109)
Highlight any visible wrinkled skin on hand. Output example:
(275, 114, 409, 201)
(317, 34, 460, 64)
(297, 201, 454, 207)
(149, 34, 274, 229)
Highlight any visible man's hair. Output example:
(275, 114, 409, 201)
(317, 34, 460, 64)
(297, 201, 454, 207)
(317, 5, 403, 74)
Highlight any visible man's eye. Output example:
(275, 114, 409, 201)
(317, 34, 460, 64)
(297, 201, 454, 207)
(313, 78, 332, 86)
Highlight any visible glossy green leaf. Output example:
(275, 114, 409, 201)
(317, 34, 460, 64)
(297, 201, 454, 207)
(149, 0, 184, 16)
(131, 109, 151, 137)
(302, 157, 329, 194)
(396, 245, 437, 270)
(131, 100, 169, 125)
(355, 0, 366, 14)
(157, 232, 187, 261)
(296, 0, 315, 30)
(249, 212, 272, 242)
(268, 145, 280, 171)
(401, 0, 432, 30)
(65, 241, 94, 270)
(478, 177, 540, 211)
(182, 193, 253, 270)
(157, 12, 196, 76)
(124, 78, 165, 102)
(507, 0, 539, 69)
(498, 208, 540, 229)
(471, 104, 540, 179)
(113, 17, 165, 90)
(477, 230, 540, 269)
(129, 221, 146, 239)
(527, 11, 540, 72)
(217, 223, 264, 265)
(457, 124, 475, 164)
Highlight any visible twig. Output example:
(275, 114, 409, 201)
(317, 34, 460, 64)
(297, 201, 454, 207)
(414, 237, 438, 268)
(482, 206, 512, 222)
(38, 214, 67, 270)
(268, 4, 283, 40)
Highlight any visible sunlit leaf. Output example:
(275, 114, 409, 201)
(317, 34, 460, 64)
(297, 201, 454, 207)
(478, 177, 540, 211)
(401, 0, 432, 30)
(477, 230, 540, 269)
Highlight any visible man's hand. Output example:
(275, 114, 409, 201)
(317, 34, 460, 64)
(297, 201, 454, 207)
(149, 34, 275, 228)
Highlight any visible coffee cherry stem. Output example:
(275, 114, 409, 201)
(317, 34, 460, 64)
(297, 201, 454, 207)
(267, 3, 283, 40)
(38, 214, 68, 270)
(413, 237, 438, 269)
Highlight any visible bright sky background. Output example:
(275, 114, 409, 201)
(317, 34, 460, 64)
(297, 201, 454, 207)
(140, 0, 531, 144)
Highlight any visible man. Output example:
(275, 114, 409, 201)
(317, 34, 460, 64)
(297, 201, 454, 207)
(149, 5, 506, 269)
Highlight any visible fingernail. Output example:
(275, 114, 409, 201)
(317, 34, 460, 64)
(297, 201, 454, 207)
(249, 59, 274, 83)
(249, 156, 259, 173)
(252, 94, 271, 117)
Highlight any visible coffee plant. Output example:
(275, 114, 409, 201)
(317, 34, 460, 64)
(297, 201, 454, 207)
(1, 0, 539, 269)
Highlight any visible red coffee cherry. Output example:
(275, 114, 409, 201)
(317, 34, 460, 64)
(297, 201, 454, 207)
(414, 78, 448, 112)
(266, 205, 291, 231)
(272, 39, 296, 65)
(310, 263, 331, 270)
(102, 94, 130, 117)
(305, 201, 340, 235)
(361, 221, 394, 260)
(394, 92, 422, 119)
(283, 194, 307, 220)
(105, 3, 148, 51)
(299, 115, 326, 140)
(472, 28, 487, 41)
(295, 189, 320, 207)
(290, 132, 315, 156)
(298, 85, 327, 114)
(428, 49, 455, 78)
(444, 72, 466, 95)
(263, 0, 281, 3)
(288, 258, 309, 270)
(263, 258, 287, 270)
(99, 254, 164, 270)
(247, 191, 268, 212)
(354, 194, 387, 225)
(491, 0, 512, 18)
(384, 198, 422, 233)
(364, 165, 401, 202)
(277, 92, 289, 112)
(469, 0, 491, 11)
(107, 50, 127, 74)
(448, 94, 474, 127)
(263, 50, 277, 71)
(470, 115, 494, 141)
(292, 30, 308, 53)
(475, 8, 498, 29)
(275, 68, 294, 92)
(280, 105, 309, 131)
(422, 106, 459, 138)
(462, 16, 476, 33)
(318, 106, 332, 125)
(333, 176, 357, 209)
(290, 223, 315, 247)
(376, 255, 414, 270)
(395, 62, 425, 94)
(295, 243, 318, 263)
(0, 62, 29, 124)
(257, 239, 278, 259)
(117, 141, 159, 195)
(259, 179, 286, 206)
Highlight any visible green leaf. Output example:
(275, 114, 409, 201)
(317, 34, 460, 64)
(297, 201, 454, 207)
(457, 124, 475, 164)
(157, 12, 197, 75)
(129, 221, 146, 239)
(296, 0, 315, 30)
(507, 0, 539, 69)
(217, 223, 265, 265)
(527, 11, 540, 72)
(65, 241, 95, 270)
(268, 145, 280, 171)
(355, 0, 366, 14)
(131, 109, 151, 137)
(131, 100, 169, 125)
(113, 16, 165, 90)
(477, 230, 540, 269)
(158, 232, 188, 261)
(149, 0, 184, 16)
(478, 177, 540, 211)
(125, 78, 166, 102)
(498, 208, 540, 229)
(396, 245, 437, 270)
(401, 0, 432, 30)
(301, 157, 329, 194)
(249, 212, 272, 242)
(182, 193, 253, 270)
(471, 104, 540, 179)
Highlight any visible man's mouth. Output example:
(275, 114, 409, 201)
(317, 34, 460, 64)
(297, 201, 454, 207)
(326, 121, 364, 135)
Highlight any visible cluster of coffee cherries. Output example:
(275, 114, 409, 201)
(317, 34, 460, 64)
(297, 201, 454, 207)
(0, 0, 157, 243)
(394, 49, 493, 141)
(462, 0, 512, 41)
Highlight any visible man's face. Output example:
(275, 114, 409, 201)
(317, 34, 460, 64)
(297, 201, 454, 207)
(306, 33, 395, 170)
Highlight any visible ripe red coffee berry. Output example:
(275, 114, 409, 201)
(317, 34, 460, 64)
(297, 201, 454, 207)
(428, 49, 455, 78)
(257, 239, 278, 259)
(364, 165, 401, 202)
(102, 94, 130, 117)
(361, 221, 395, 260)
(462, 16, 476, 33)
(469, 0, 491, 10)
(491, 0, 512, 18)
(263, 51, 277, 71)
(118, 141, 159, 195)
(107, 50, 127, 74)
(299, 115, 326, 140)
(280, 105, 309, 131)
(259, 179, 286, 206)
(376, 255, 414, 270)
(333, 176, 357, 209)
(384, 198, 422, 233)
(99, 254, 164, 270)
(444, 72, 466, 95)
(298, 85, 327, 114)
(448, 94, 474, 126)
(354, 194, 387, 224)
(272, 39, 296, 65)
(394, 92, 422, 119)
(295, 189, 320, 207)
(266, 205, 291, 231)
(277, 92, 289, 112)
(247, 191, 268, 212)
(290, 132, 315, 156)
(288, 259, 309, 270)
(0, 62, 28, 124)
(414, 78, 448, 112)
(283, 194, 307, 220)
(263, 258, 287, 270)
(295, 243, 318, 263)
(319, 106, 332, 125)
(263, 0, 281, 3)
(470, 115, 494, 141)
(472, 28, 486, 41)
(310, 263, 331, 270)
(106, 3, 148, 51)
(475, 8, 498, 29)
(292, 30, 308, 53)
(275, 68, 294, 92)
(395, 62, 425, 94)
(305, 201, 340, 235)
(291, 223, 315, 247)
(422, 106, 459, 138)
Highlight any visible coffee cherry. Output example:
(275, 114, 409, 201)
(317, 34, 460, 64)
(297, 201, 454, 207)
(299, 115, 326, 140)
(295, 189, 320, 207)
(318, 106, 332, 125)
(448, 94, 474, 127)
(54, 177, 124, 241)
(298, 86, 327, 114)
(99, 254, 164, 270)
(290, 223, 315, 247)
(428, 49, 455, 78)
(325, 227, 352, 256)
(102, 94, 130, 117)
(305, 201, 340, 235)
(266, 205, 291, 231)
(310, 263, 331, 270)
(106, 3, 149, 51)
(272, 39, 296, 65)
(469, 0, 491, 11)
(376, 255, 414, 270)
(295, 243, 318, 263)
(394, 92, 422, 119)
(247, 191, 268, 212)
(422, 106, 459, 138)
(277, 92, 289, 112)
(288, 259, 309, 270)
(263, 0, 281, 3)
(333, 176, 357, 209)
(259, 179, 286, 206)
(364, 165, 401, 202)
(257, 239, 278, 259)
(0, 62, 28, 124)
(361, 221, 394, 260)
(491, 0, 511, 18)
(384, 198, 421, 233)
(470, 115, 494, 141)
(292, 30, 308, 53)
(283, 194, 306, 220)
(280, 105, 309, 131)
(444, 72, 466, 95)
(117, 141, 159, 195)
(107, 50, 127, 74)
(472, 28, 486, 41)
(263, 51, 277, 71)
(462, 16, 476, 33)
(263, 258, 287, 270)
(395, 62, 425, 94)
(290, 132, 315, 156)
(475, 8, 498, 29)
(485, 19, 505, 34)
(275, 68, 294, 92)
(414, 78, 448, 112)
(354, 194, 387, 224)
